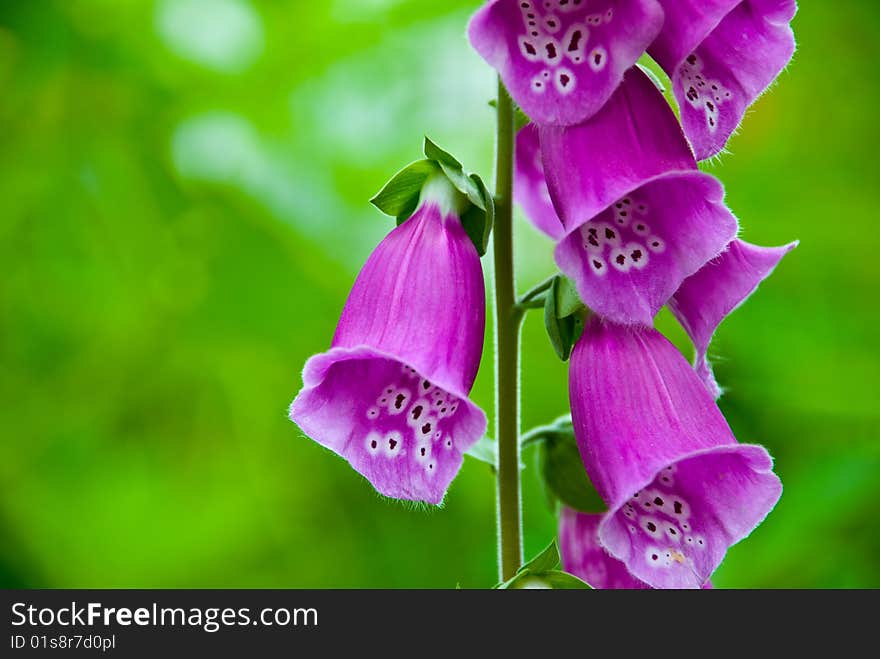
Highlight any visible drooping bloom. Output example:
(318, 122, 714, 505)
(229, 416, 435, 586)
(467, 0, 665, 126)
(537, 67, 738, 325)
(569, 317, 781, 588)
(669, 238, 798, 397)
(648, 0, 798, 160)
(560, 507, 713, 588)
(289, 177, 488, 505)
(559, 507, 650, 589)
(514, 123, 565, 240)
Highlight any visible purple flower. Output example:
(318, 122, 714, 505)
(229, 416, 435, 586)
(559, 507, 650, 589)
(670, 238, 798, 398)
(467, 0, 664, 126)
(649, 0, 798, 160)
(569, 317, 781, 588)
(290, 178, 488, 505)
(560, 507, 714, 588)
(525, 67, 738, 325)
(514, 123, 565, 240)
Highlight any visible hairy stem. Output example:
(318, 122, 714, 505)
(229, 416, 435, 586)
(493, 78, 523, 581)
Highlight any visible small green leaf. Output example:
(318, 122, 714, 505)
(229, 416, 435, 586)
(555, 276, 584, 319)
(465, 436, 497, 467)
(534, 570, 592, 589)
(520, 539, 561, 574)
(370, 159, 439, 218)
(539, 432, 606, 514)
(423, 136, 463, 170)
(458, 173, 494, 256)
(422, 136, 495, 257)
(497, 569, 591, 589)
(543, 276, 586, 361)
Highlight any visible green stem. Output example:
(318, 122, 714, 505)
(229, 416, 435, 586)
(493, 78, 523, 582)
(516, 274, 556, 307)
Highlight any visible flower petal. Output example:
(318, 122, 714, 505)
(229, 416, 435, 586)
(554, 172, 738, 325)
(559, 507, 650, 589)
(333, 201, 486, 399)
(514, 124, 565, 239)
(569, 318, 782, 588)
(538, 66, 695, 230)
(467, 0, 664, 126)
(649, 0, 740, 70)
(653, 0, 798, 160)
(290, 199, 488, 504)
(292, 347, 486, 505)
(669, 238, 798, 398)
(560, 507, 714, 589)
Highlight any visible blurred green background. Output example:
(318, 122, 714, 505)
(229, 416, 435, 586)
(0, 0, 876, 588)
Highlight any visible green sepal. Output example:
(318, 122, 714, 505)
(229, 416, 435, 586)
(464, 436, 526, 471)
(423, 137, 494, 256)
(544, 275, 587, 361)
(370, 159, 439, 219)
(369, 139, 494, 256)
(495, 539, 591, 589)
(537, 427, 606, 515)
(464, 436, 497, 468)
(521, 538, 561, 574)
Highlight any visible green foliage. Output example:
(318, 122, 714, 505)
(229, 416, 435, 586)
(370, 138, 494, 255)
(543, 276, 586, 361)
(495, 540, 591, 589)
(423, 137, 494, 256)
(370, 159, 439, 220)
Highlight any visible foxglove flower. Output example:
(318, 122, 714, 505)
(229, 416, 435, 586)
(559, 507, 649, 589)
(514, 124, 565, 240)
(467, 0, 664, 126)
(560, 507, 713, 588)
(649, 0, 798, 160)
(569, 317, 781, 588)
(537, 67, 738, 325)
(290, 178, 488, 505)
(670, 238, 797, 398)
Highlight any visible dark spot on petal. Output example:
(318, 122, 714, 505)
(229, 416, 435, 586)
(545, 42, 558, 60)
(654, 497, 664, 506)
(370, 440, 377, 449)
(605, 228, 616, 240)
(567, 30, 582, 51)
(412, 405, 423, 420)
(631, 249, 643, 262)
(687, 54, 697, 65)
(559, 73, 570, 87)
(523, 41, 537, 56)
(394, 394, 406, 409)
(421, 423, 432, 435)
(388, 438, 398, 450)
(615, 254, 626, 265)
(674, 501, 683, 514)
(647, 522, 657, 532)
